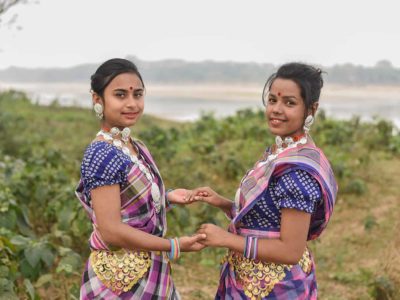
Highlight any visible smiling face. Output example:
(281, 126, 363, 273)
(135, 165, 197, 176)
(93, 72, 144, 129)
(265, 78, 307, 138)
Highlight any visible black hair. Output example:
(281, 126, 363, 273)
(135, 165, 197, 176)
(262, 62, 324, 112)
(90, 58, 145, 97)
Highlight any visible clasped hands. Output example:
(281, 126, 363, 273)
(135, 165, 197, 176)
(168, 187, 232, 251)
(167, 187, 219, 206)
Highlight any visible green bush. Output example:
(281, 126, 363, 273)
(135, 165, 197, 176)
(0, 91, 399, 297)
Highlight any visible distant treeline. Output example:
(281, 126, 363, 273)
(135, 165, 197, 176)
(0, 56, 399, 85)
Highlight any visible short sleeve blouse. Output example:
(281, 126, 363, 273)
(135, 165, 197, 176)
(80, 141, 131, 198)
(241, 169, 322, 229)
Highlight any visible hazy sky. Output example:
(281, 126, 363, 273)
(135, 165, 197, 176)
(0, 0, 399, 69)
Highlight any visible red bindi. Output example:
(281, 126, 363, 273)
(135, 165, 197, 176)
(278, 92, 281, 96)
(129, 86, 133, 90)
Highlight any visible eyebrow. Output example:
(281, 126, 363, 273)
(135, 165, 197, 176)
(113, 88, 144, 93)
(269, 93, 298, 100)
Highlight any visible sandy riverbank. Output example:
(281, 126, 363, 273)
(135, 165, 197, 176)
(1, 81, 399, 103)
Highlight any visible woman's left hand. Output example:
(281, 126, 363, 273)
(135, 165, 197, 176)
(167, 188, 193, 205)
(196, 223, 231, 247)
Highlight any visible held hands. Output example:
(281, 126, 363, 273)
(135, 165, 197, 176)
(168, 187, 231, 252)
(167, 188, 194, 205)
(167, 187, 222, 207)
(179, 234, 207, 252)
(196, 223, 231, 248)
(186, 186, 221, 207)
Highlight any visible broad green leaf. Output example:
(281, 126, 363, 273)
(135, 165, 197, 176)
(58, 246, 72, 256)
(58, 207, 76, 230)
(61, 251, 82, 269)
(60, 235, 72, 248)
(10, 235, 30, 247)
(56, 263, 73, 274)
(23, 278, 35, 300)
(20, 258, 39, 279)
(40, 247, 55, 268)
(0, 211, 17, 230)
(56, 251, 82, 275)
(24, 245, 41, 268)
(34, 274, 52, 288)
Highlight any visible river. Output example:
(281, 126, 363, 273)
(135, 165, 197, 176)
(1, 82, 399, 128)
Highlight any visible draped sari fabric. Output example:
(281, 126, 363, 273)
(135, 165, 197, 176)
(218, 142, 337, 299)
(76, 140, 179, 299)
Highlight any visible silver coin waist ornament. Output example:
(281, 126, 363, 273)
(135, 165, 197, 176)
(96, 127, 161, 213)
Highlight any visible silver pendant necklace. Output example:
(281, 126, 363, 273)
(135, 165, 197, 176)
(96, 127, 161, 213)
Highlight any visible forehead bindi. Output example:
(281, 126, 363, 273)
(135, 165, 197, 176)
(270, 79, 301, 98)
(108, 73, 143, 90)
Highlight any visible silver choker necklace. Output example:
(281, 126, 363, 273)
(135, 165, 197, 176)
(96, 127, 161, 213)
(257, 135, 308, 167)
(275, 135, 307, 153)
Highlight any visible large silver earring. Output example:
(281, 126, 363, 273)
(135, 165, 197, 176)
(303, 115, 314, 134)
(93, 103, 103, 119)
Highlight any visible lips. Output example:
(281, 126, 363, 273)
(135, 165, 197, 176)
(269, 118, 286, 125)
(122, 112, 139, 119)
(122, 112, 139, 116)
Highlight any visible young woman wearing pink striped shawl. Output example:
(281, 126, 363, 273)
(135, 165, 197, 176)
(191, 63, 338, 299)
(75, 58, 206, 299)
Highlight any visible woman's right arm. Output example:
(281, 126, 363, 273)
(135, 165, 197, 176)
(91, 184, 205, 252)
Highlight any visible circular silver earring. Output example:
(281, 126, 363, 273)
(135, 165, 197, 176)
(303, 115, 314, 133)
(93, 103, 103, 119)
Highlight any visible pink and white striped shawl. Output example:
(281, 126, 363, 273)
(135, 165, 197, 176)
(230, 143, 337, 240)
